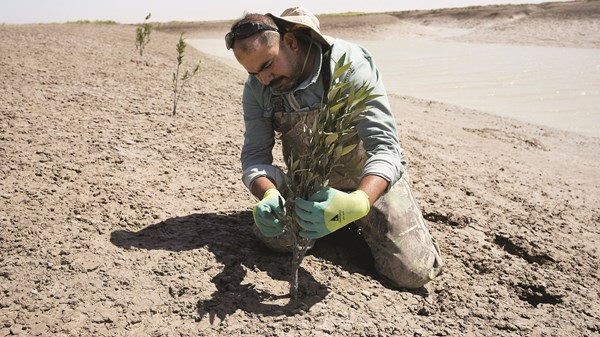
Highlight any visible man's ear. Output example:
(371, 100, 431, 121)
(282, 32, 299, 51)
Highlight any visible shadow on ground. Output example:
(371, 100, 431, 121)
(110, 211, 403, 320)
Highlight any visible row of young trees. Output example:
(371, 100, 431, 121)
(135, 13, 200, 116)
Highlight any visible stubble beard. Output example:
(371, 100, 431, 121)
(270, 48, 304, 92)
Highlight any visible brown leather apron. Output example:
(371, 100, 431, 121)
(272, 91, 366, 191)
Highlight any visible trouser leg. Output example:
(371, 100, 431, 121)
(356, 173, 443, 289)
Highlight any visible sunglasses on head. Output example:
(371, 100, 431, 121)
(225, 22, 279, 50)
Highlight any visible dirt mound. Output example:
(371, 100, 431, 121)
(392, 1, 600, 47)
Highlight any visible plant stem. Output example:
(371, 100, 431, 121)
(172, 68, 179, 115)
(290, 234, 312, 299)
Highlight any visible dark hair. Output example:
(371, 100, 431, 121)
(231, 13, 316, 53)
(230, 14, 280, 52)
(231, 13, 277, 30)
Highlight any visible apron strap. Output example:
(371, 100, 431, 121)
(321, 47, 332, 99)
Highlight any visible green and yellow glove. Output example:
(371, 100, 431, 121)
(253, 188, 286, 237)
(295, 187, 370, 239)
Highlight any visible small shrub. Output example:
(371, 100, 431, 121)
(171, 33, 200, 116)
(135, 13, 152, 57)
(281, 54, 380, 298)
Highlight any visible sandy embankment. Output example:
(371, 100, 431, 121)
(1, 2, 599, 336)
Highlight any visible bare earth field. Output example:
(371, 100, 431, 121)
(1, 1, 599, 336)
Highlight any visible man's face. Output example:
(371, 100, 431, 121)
(233, 33, 304, 92)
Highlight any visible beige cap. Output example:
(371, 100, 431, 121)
(267, 6, 334, 47)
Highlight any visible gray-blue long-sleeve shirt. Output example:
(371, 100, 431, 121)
(240, 38, 404, 191)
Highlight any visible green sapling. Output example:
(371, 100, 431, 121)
(172, 33, 201, 116)
(135, 13, 152, 56)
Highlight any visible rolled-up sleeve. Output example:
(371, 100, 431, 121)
(340, 45, 405, 187)
(240, 79, 278, 189)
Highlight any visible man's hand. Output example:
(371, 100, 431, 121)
(295, 187, 370, 239)
(253, 188, 286, 237)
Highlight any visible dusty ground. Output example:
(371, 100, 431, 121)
(1, 1, 599, 336)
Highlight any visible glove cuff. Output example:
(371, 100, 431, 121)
(262, 188, 280, 200)
(351, 190, 371, 215)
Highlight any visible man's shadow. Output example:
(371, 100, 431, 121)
(109, 211, 378, 321)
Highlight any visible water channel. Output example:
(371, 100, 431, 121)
(189, 37, 600, 138)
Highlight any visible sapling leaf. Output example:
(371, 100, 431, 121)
(328, 102, 345, 115)
(341, 144, 357, 156)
